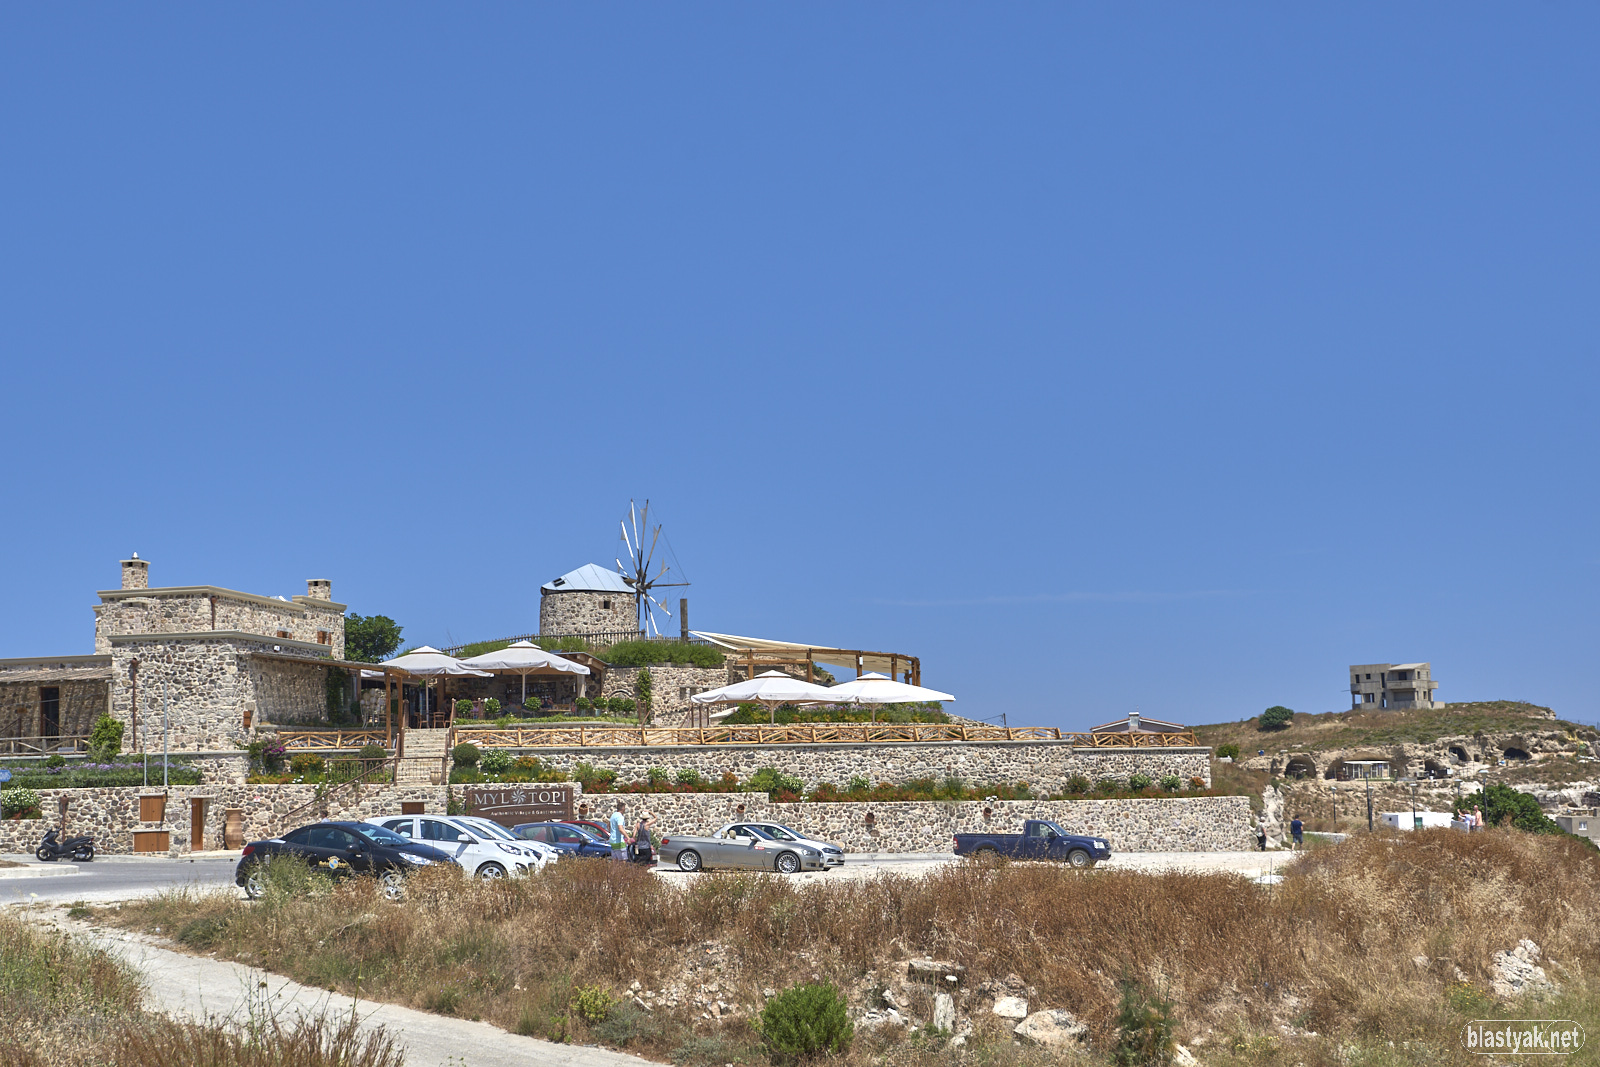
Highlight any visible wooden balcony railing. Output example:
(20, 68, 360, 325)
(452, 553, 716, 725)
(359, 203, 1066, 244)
(0, 734, 90, 757)
(274, 729, 393, 751)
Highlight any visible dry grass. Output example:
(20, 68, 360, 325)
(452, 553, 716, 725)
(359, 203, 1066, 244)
(1195, 700, 1593, 754)
(0, 910, 400, 1067)
(108, 829, 1600, 1065)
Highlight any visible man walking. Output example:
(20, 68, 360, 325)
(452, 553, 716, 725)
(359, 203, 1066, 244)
(1290, 815, 1304, 850)
(609, 801, 629, 862)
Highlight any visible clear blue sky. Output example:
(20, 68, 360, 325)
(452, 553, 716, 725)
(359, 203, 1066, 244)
(3, 8, 1596, 729)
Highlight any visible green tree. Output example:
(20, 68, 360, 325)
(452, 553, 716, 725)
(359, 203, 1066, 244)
(345, 613, 403, 663)
(87, 714, 125, 762)
(1259, 705, 1294, 730)
(1463, 783, 1563, 835)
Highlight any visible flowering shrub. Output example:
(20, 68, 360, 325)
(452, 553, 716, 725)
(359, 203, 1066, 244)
(1, 787, 43, 819)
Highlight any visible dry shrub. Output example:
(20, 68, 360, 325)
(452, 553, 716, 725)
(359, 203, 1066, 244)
(110, 829, 1600, 1065)
(0, 910, 398, 1067)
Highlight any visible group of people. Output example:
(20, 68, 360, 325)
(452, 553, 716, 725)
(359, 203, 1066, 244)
(1460, 805, 1486, 830)
(606, 801, 655, 862)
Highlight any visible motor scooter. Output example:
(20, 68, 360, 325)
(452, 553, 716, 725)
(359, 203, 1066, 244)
(36, 828, 95, 862)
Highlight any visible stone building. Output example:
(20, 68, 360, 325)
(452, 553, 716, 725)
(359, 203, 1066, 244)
(1350, 662, 1440, 710)
(2, 557, 359, 754)
(539, 564, 640, 637)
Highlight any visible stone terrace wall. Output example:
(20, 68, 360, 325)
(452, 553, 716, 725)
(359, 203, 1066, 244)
(606, 791, 1252, 853)
(495, 740, 1211, 795)
(0, 782, 449, 856)
(249, 656, 330, 725)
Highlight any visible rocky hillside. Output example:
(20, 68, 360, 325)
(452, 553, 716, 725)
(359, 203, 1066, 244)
(1196, 702, 1600, 831)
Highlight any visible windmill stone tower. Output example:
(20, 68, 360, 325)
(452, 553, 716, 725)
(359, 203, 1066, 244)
(539, 564, 639, 637)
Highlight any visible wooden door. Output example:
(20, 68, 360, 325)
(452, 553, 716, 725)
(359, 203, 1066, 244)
(191, 799, 207, 851)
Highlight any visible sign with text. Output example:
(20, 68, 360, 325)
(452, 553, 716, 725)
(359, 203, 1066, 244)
(464, 784, 575, 828)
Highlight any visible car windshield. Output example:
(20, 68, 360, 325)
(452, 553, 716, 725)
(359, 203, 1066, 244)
(760, 824, 802, 841)
(1039, 821, 1068, 837)
(356, 825, 410, 847)
(462, 819, 517, 841)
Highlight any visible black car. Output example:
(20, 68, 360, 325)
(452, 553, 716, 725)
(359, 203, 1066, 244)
(513, 821, 613, 858)
(235, 820, 458, 901)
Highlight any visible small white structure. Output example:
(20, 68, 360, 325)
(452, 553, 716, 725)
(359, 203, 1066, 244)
(1379, 811, 1457, 831)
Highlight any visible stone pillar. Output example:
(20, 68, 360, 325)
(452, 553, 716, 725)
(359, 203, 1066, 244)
(306, 579, 332, 600)
(121, 556, 149, 590)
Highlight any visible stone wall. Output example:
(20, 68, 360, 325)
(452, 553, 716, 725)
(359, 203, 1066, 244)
(104, 636, 349, 752)
(95, 589, 345, 657)
(0, 782, 450, 856)
(249, 656, 332, 726)
(0, 679, 109, 739)
(489, 740, 1210, 795)
(600, 665, 731, 722)
(589, 791, 1252, 853)
(539, 590, 637, 636)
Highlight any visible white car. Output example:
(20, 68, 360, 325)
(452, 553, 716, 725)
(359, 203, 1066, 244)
(737, 821, 846, 868)
(367, 815, 545, 879)
(450, 815, 563, 868)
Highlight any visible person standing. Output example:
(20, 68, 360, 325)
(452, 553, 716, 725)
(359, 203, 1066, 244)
(1290, 815, 1304, 850)
(633, 812, 655, 864)
(609, 801, 629, 861)
(1473, 805, 1484, 831)
(1254, 822, 1267, 851)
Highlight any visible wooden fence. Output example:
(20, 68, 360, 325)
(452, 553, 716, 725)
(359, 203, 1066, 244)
(275, 729, 391, 751)
(0, 734, 90, 757)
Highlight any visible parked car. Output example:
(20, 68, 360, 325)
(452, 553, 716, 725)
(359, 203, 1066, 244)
(736, 822, 845, 868)
(449, 815, 563, 867)
(658, 822, 829, 874)
(368, 815, 546, 879)
(952, 819, 1111, 868)
(235, 820, 457, 900)
(515, 821, 613, 858)
(565, 819, 612, 841)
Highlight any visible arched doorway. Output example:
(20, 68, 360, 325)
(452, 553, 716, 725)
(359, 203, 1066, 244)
(1285, 756, 1317, 780)
(1503, 746, 1532, 761)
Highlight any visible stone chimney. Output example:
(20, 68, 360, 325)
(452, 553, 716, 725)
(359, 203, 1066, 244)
(306, 579, 332, 601)
(121, 555, 149, 590)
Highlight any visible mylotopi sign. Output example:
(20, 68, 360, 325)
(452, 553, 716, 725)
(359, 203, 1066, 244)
(464, 784, 575, 828)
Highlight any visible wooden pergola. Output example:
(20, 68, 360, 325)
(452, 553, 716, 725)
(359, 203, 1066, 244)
(725, 647, 920, 686)
(247, 651, 408, 744)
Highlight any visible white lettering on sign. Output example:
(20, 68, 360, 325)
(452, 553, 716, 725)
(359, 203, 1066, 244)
(464, 785, 575, 827)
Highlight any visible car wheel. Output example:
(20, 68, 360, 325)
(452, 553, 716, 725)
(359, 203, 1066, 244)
(677, 850, 701, 872)
(1067, 849, 1091, 869)
(776, 852, 801, 875)
(243, 865, 267, 900)
(477, 862, 507, 880)
(379, 869, 407, 901)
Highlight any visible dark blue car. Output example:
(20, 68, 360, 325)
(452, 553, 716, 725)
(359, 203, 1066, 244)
(514, 821, 613, 858)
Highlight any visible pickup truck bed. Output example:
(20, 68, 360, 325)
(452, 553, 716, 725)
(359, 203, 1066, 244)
(953, 819, 1111, 867)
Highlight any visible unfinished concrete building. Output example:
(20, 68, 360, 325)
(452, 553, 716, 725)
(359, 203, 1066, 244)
(1350, 663, 1440, 711)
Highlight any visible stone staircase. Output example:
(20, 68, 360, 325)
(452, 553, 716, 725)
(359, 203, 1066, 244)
(397, 728, 451, 784)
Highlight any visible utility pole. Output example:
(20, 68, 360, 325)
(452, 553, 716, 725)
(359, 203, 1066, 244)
(162, 682, 169, 792)
(1366, 776, 1374, 832)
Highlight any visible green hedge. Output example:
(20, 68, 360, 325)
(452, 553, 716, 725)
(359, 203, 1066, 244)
(0, 759, 203, 790)
(597, 640, 727, 669)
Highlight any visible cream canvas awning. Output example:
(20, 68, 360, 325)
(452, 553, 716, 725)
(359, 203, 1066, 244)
(690, 632, 919, 680)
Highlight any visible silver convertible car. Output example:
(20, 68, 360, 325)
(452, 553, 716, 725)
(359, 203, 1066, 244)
(659, 822, 830, 874)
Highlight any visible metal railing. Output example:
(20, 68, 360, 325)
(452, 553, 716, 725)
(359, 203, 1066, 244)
(437, 630, 711, 656)
(0, 734, 90, 757)
(455, 724, 1201, 748)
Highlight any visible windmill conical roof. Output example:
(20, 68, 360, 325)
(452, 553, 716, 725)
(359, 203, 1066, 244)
(541, 563, 635, 594)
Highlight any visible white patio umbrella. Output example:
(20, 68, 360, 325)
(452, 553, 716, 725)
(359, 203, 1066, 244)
(690, 670, 841, 724)
(380, 646, 491, 724)
(827, 672, 954, 703)
(827, 672, 954, 722)
(460, 640, 591, 705)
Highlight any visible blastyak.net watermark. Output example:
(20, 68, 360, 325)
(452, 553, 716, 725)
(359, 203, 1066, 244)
(1463, 1020, 1586, 1055)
